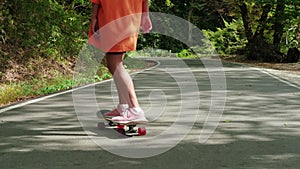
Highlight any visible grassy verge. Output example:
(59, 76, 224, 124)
(0, 74, 76, 107)
(0, 57, 154, 107)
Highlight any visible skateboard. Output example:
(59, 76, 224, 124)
(96, 110, 147, 136)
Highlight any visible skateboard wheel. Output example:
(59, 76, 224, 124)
(108, 121, 115, 126)
(117, 124, 125, 129)
(97, 122, 105, 129)
(138, 127, 146, 136)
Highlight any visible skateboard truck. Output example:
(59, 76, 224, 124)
(97, 119, 147, 136)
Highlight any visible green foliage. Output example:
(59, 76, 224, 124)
(0, 2, 14, 46)
(176, 49, 196, 58)
(0, 75, 74, 106)
(203, 19, 247, 55)
(138, 34, 187, 53)
(0, 56, 153, 106)
(33, 78, 75, 95)
(128, 48, 174, 57)
(0, 84, 23, 105)
(223, 0, 300, 61)
(2, 0, 300, 106)
(143, 0, 231, 54)
(281, 16, 300, 53)
(138, 33, 161, 50)
(19, 75, 74, 96)
(1, 0, 90, 59)
(165, 0, 174, 8)
(2, 0, 297, 61)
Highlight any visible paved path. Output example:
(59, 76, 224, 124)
(1, 58, 300, 169)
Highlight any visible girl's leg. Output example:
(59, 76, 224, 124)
(105, 52, 140, 108)
(105, 52, 148, 122)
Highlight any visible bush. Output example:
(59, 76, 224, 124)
(202, 19, 247, 55)
(0, 84, 23, 106)
(281, 18, 300, 54)
(176, 49, 198, 58)
(0, 0, 90, 59)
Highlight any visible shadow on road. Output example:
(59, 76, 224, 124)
(0, 58, 300, 168)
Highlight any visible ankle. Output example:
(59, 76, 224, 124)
(130, 107, 143, 114)
(117, 104, 129, 113)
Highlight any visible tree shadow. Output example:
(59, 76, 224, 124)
(0, 58, 300, 168)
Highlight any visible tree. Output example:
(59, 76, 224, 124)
(227, 0, 300, 62)
(145, 0, 232, 52)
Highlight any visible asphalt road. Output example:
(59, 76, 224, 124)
(1, 58, 300, 169)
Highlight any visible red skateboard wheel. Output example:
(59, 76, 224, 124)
(117, 124, 125, 129)
(138, 127, 146, 136)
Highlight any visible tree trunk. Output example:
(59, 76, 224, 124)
(284, 47, 300, 63)
(239, 2, 283, 62)
(273, 0, 286, 52)
(247, 35, 282, 62)
(254, 4, 272, 38)
(238, 3, 253, 43)
(187, 7, 193, 45)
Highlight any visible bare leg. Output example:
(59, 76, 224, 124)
(105, 53, 140, 108)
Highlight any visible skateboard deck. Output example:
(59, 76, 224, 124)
(97, 110, 147, 136)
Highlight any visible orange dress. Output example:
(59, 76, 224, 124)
(88, 0, 143, 52)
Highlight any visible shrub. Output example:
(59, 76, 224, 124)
(202, 19, 247, 55)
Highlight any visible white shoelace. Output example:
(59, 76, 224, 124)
(121, 109, 131, 119)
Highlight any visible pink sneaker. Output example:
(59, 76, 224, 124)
(112, 107, 148, 123)
(103, 104, 128, 117)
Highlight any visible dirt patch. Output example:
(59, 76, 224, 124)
(221, 55, 300, 75)
(0, 55, 75, 83)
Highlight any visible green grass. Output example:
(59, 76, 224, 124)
(128, 48, 175, 58)
(128, 48, 201, 59)
(0, 68, 109, 107)
(175, 49, 198, 58)
(0, 75, 76, 106)
(0, 84, 23, 105)
(0, 57, 151, 107)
